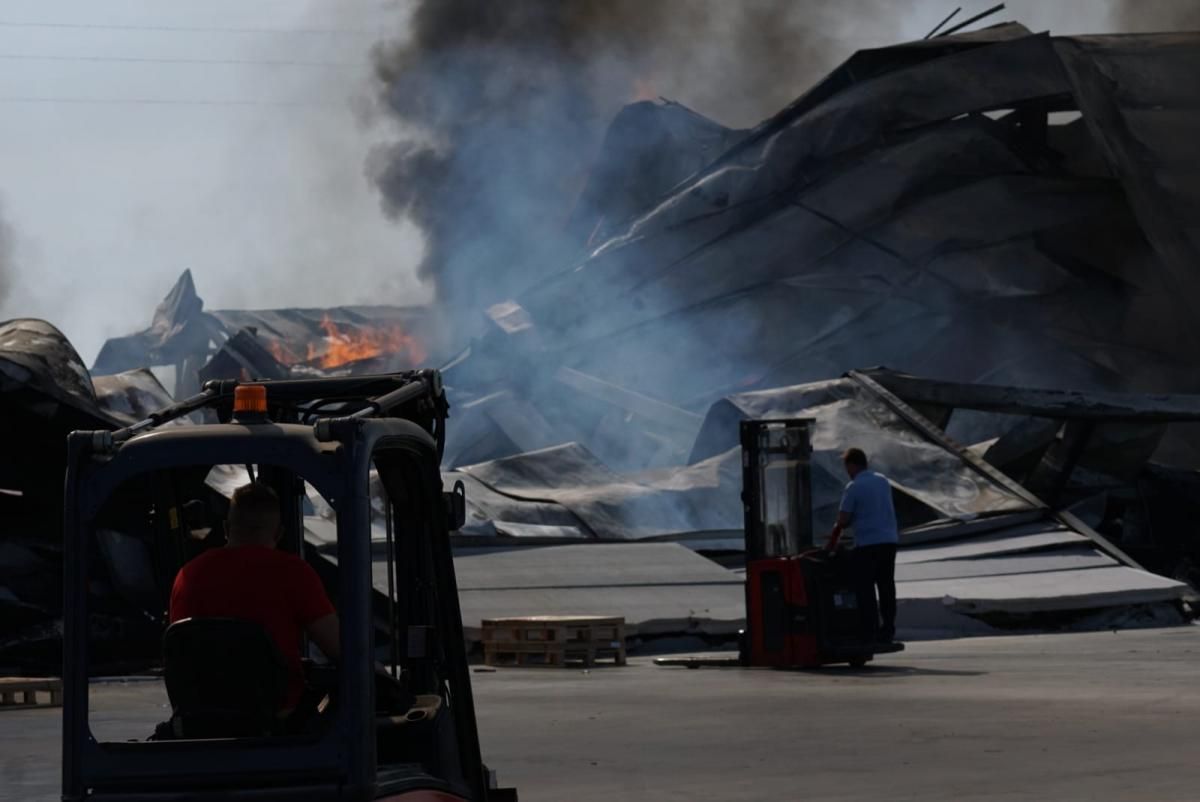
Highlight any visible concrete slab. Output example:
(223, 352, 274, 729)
(372, 536, 1181, 638)
(898, 529, 1086, 564)
(896, 547, 1116, 582)
(452, 543, 742, 591)
(902, 566, 1187, 613)
(489, 522, 588, 539)
(458, 584, 746, 639)
(644, 530, 745, 551)
(364, 542, 746, 640)
(900, 511, 1053, 545)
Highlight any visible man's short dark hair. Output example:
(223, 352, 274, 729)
(842, 448, 868, 469)
(227, 482, 281, 542)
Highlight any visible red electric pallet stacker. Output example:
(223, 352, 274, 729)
(658, 418, 902, 670)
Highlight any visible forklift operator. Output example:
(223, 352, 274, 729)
(169, 482, 341, 712)
(825, 448, 899, 644)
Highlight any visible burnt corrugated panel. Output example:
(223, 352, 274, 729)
(1, 318, 101, 408)
(92, 368, 174, 423)
(92, 268, 434, 378)
(0, 319, 119, 504)
(1055, 34, 1200, 348)
(570, 99, 747, 245)
(91, 270, 216, 376)
(209, 305, 431, 370)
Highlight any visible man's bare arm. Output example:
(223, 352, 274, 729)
(827, 511, 852, 550)
(307, 613, 394, 677)
(306, 613, 340, 661)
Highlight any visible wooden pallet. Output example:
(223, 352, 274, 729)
(482, 616, 626, 668)
(0, 677, 63, 711)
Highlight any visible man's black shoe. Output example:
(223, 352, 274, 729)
(874, 640, 905, 654)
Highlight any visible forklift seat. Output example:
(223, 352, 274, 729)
(163, 617, 288, 739)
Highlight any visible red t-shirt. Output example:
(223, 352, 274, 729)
(169, 544, 335, 709)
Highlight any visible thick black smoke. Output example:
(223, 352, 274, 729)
(368, 0, 925, 332)
(1111, 0, 1200, 31)
(368, 0, 1200, 338)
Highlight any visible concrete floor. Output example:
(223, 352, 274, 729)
(5, 626, 1200, 801)
(476, 626, 1200, 801)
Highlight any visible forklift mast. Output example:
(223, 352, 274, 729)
(740, 418, 815, 561)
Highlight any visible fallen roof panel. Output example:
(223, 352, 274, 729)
(691, 376, 1034, 524)
(898, 529, 1085, 564)
(375, 542, 745, 640)
(896, 547, 1117, 582)
(92, 368, 174, 423)
(1054, 34, 1200, 348)
(457, 585, 745, 640)
(452, 543, 742, 591)
(904, 566, 1187, 614)
(456, 442, 742, 540)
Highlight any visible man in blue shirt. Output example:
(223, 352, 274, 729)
(826, 448, 900, 644)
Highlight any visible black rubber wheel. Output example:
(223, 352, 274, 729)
(848, 657, 869, 668)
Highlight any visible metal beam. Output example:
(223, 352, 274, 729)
(937, 3, 1005, 38)
(925, 6, 962, 39)
(861, 368, 1200, 423)
(847, 370, 1143, 570)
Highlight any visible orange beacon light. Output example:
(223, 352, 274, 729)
(232, 384, 268, 418)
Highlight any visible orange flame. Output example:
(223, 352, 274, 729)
(267, 338, 302, 365)
(304, 314, 427, 369)
(263, 316, 426, 370)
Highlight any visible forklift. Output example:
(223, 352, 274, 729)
(658, 418, 901, 670)
(62, 370, 518, 801)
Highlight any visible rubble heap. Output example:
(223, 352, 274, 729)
(93, 269, 432, 397)
(451, 23, 1200, 471)
(3, 22, 1200, 666)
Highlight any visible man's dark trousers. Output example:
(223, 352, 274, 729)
(853, 544, 898, 642)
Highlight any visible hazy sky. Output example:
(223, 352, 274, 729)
(0, 0, 1186, 365)
(0, 0, 424, 363)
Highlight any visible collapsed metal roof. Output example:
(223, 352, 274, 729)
(480, 24, 1200, 416)
(436, 369, 1191, 637)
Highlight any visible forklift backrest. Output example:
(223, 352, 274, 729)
(163, 617, 288, 739)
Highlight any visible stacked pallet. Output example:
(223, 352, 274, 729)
(0, 677, 62, 710)
(482, 616, 626, 668)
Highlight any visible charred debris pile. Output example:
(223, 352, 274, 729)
(3, 22, 1200, 668)
(92, 269, 431, 394)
